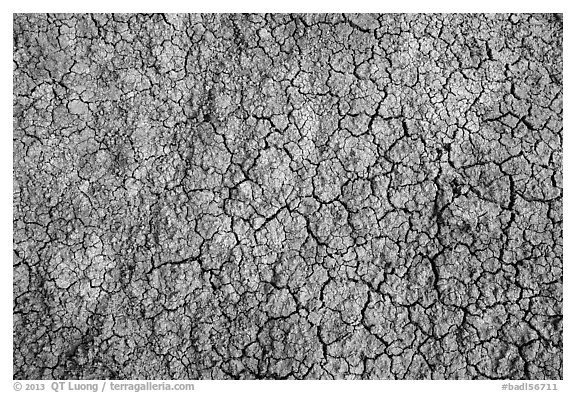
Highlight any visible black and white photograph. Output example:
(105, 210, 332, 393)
(6, 3, 572, 392)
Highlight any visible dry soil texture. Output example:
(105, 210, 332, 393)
(13, 14, 563, 379)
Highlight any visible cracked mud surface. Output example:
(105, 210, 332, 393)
(13, 14, 562, 379)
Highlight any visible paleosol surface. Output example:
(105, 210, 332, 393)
(13, 14, 563, 379)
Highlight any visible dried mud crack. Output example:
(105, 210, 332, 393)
(13, 14, 562, 379)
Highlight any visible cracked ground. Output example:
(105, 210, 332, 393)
(13, 14, 562, 379)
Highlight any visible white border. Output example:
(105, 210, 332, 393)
(3, 2, 572, 392)
(4, 1, 570, 13)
